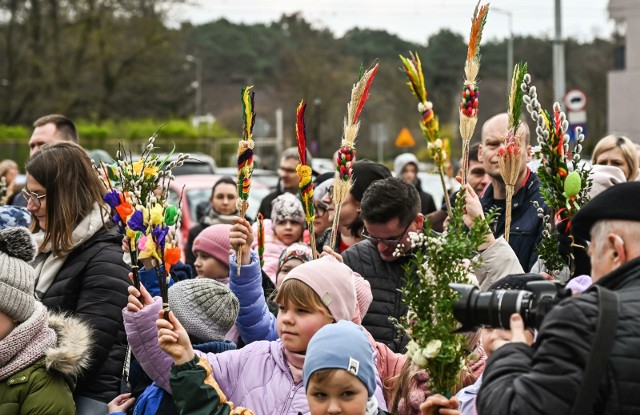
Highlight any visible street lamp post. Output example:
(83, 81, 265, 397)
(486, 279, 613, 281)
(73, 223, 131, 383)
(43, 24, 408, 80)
(492, 8, 514, 84)
(185, 55, 202, 118)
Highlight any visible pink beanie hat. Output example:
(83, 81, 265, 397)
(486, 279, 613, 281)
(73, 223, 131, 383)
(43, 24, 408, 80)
(192, 224, 232, 267)
(589, 164, 626, 199)
(352, 272, 372, 325)
(283, 255, 356, 322)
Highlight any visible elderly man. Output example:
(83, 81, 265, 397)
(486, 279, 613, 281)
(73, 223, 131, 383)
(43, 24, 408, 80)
(478, 181, 640, 414)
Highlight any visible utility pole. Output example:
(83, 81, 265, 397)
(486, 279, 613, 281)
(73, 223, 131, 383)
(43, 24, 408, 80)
(553, 0, 566, 106)
(493, 8, 514, 85)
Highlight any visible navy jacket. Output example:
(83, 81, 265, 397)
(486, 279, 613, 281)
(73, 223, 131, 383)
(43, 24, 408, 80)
(480, 170, 546, 271)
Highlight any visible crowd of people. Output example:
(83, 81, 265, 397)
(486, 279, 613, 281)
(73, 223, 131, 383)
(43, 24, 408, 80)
(1, 112, 640, 415)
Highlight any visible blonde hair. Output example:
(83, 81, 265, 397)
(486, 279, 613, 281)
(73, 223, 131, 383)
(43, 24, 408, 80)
(592, 135, 638, 181)
(273, 278, 333, 320)
(25, 142, 107, 255)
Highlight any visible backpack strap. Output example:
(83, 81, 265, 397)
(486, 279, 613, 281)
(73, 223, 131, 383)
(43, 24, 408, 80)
(570, 285, 619, 415)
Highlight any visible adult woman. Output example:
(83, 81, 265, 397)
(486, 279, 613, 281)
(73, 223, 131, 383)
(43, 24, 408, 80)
(185, 176, 238, 267)
(592, 135, 638, 181)
(25, 142, 130, 414)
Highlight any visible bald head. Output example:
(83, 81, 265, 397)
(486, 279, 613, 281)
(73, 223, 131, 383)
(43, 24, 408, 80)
(481, 113, 530, 146)
(478, 113, 531, 181)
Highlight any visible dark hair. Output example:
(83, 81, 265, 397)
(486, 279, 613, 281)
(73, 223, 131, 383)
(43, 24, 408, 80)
(360, 177, 420, 226)
(33, 114, 78, 143)
(25, 142, 107, 255)
(210, 176, 236, 200)
(469, 143, 481, 163)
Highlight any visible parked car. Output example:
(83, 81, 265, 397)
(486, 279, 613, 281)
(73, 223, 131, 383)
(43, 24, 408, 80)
(167, 174, 269, 244)
(311, 158, 335, 174)
(130, 152, 217, 176)
(215, 167, 279, 191)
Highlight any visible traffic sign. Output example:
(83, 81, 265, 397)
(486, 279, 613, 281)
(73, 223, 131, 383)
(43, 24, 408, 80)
(564, 89, 588, 112)
(395, 128, 416, 147)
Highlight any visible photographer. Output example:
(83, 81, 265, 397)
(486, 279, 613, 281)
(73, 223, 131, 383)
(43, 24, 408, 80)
(477, 181, 640, 414)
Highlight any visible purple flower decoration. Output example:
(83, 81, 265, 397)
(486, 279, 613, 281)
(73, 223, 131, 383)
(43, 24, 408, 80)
(103, 190, 121, 209)
(152, 226, 169, 252)
(112, 213, 121, 224)
(127, 210, 146, 232)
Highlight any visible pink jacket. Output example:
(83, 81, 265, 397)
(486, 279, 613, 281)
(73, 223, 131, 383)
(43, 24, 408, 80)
(251, 219, 288, 284)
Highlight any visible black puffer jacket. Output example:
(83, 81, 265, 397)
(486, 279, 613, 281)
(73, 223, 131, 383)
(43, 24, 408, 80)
(40, 226, 131, 403)
(478, 256, 640, 415)
(343, 240, 411, 353)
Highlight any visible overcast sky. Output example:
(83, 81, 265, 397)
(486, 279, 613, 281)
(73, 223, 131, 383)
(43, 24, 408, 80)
(171, 0, 614, 43)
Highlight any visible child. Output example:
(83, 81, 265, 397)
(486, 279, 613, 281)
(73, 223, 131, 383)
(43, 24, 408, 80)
(275, 243, 314, 288)
(192, 223, 233, 282)
(304, 320, 389, 414)
(0, 227, 91, 413)
(123, 255, 388, 414)
(253, 192, 306, 283)
(131, 278, 238, 415)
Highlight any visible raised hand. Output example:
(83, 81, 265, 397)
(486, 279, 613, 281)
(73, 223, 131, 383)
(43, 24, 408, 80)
(127, 279, 154, 312)
(230, 216, 253, 265)
(157, 310, 195, 366)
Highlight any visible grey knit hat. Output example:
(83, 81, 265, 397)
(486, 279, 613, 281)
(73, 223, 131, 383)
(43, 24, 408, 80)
(271, 192, 305, 225)
(168, 279, 239, 343)
(0, 227, 37, 322)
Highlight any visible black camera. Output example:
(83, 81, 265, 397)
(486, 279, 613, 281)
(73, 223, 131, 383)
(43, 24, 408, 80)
(450, 281, 572, 331)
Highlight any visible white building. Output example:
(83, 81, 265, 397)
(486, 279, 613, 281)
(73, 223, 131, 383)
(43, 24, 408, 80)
(608, 0, 640, 142)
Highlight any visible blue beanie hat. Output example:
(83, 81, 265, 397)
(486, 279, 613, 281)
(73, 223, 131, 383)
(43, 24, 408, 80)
(303, 321, 376, 397)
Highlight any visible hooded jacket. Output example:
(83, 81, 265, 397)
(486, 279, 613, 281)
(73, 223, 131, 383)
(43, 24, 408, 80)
(0, 312, 92, 415)
(393, 153, 437, 215)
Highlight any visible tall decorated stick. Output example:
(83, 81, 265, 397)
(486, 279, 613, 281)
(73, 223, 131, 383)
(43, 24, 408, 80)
(257, 213, 265, 268)
(399, 52, 452, 216)
(330, 63, 380, 250)
(295, 100, 318, 259)
(498, 62, 528, 242)
(236, 86, 256, 275)
(522, 73, 592, 276)
(460, 2, 490, 186)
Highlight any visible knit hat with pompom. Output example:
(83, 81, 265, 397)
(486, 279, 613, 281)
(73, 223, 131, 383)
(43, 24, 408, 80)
(0, 227, 37, 322)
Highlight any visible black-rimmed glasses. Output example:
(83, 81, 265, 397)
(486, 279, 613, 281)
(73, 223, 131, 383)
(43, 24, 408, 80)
(21, 188, 46, 208)
(361, 220, 412, 247)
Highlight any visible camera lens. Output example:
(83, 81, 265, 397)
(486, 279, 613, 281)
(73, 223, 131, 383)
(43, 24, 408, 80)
(451, 283, 532, 331)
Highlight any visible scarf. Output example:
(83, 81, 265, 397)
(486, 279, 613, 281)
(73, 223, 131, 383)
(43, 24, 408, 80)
(283, 348, 305, 384)
(366, 396, 380, 415)
(201, 206, 237, 227)
(0, 302, 57, 381)
(33, 203, 108, 298)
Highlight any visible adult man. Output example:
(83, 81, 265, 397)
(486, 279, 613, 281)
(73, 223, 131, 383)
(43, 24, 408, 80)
(478, 181, 640, 414)
(258, 147, 309, 219)
(28, 114, 79, 156)
(427, 143, 491, 232)
(478, 113, 545, 271)
(342, 177, 423, 351)
(393, 153, 436, 215)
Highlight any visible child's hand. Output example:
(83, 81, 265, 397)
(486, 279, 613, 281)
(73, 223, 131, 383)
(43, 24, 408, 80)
(126, 281, 153, 312)
(157, 311, 195, 365)
(420, 394, 460, 415)
(230, 217, 253, 265)
(107, 393, 136, 413)
(320, 246, 343, 263)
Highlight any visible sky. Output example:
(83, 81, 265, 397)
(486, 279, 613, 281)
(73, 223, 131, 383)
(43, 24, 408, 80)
(170, 0, 614, 44)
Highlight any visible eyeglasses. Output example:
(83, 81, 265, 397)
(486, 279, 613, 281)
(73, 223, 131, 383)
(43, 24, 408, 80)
(22, 188, 46, 208)
(314, 202, 334, 218)
(361, 220, 413, 247)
